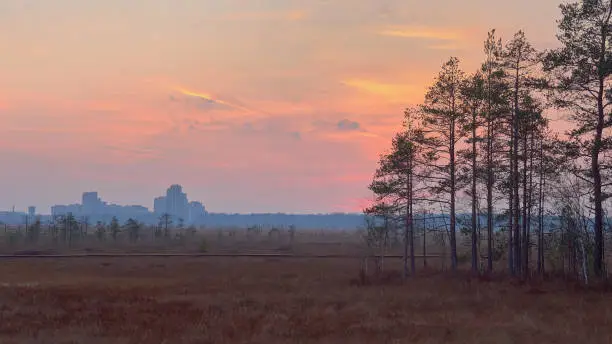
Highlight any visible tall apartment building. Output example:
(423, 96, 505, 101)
(165, 184, 189, 220)
(82, 192, 102, 215)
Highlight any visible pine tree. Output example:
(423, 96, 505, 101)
(367, 108, 431, 277)
(110, 217, 120, 242)
(543, 0, 612, 278)
(459, 72, 486, 274)
(420, 57, 468, 271)
(481, 29, 510, 273)
(502, 30, 538, 276)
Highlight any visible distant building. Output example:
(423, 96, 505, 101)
(47, 185, 203, 225)
(188, 201, 206, 223)
(154, 196, 167, 215)
(104, 204, 149, 217)
(51, 204, 81, 217)
(28, 206, 36, 217)
(166, 184, 188, 220)
(82, 192, 102, 215)
(123, 205, 149, 215)
(0, 211, 27, 225)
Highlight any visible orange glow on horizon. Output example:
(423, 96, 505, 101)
(0, 0, 567, 213)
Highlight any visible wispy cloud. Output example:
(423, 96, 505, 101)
(325, 131, 378, 140)
(174, 87, 254, 113)
(220, 10, 307, 22)
(378, 26, 462, 41)
(336, 119, 361, 131)
(427, 43, 461, 50)
(341, 79, 419, 103)
(103, 144, 160, 161)
(309, 118, 379, 141)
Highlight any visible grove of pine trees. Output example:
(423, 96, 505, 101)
(365, 0, 611, 281)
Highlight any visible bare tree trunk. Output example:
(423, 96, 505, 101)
(410, 211, 415, 275)
(450, 117, 458, 271)
(409, 156, 416, 275)
(526, 129, 536, 276)
(522, 124, 529, 276)
(404, 154, 413, 279)
(537, 136, 545, 275)
(471, 108, 479, 274)
(486, 117, 495, 273)
(512, 58, 522, 277)
(580, 236, 589, 285)
(509, 141, 515, 275)
(593, 72, 606, 278)
(423, 215, 427, 267)
(380, 224, 387, 274)
(404, 200, 409, 279)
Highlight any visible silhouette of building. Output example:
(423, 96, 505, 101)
(165, 184, 188, 220)
(104, 204, 149, 217)
(45, 185, 208, 225)
(82, 192, 102, 215)
(51, 204, 81, 216)
(188, 201, 206, 223)
(51, 192, 151, 223)
(28, 206, 36, 217)
(154, 196, 167, 214)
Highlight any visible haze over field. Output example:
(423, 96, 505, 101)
(0, 0, 565, 214)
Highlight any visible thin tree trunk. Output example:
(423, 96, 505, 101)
(512, 56, 522, 277)
(486, 66, 494, 274)
(450, 118, 458, 271)
(526, 129, 535, 276)
(509, 135, 515, 275)
(522, 122, 529, 276)
(537, 136, 545, 275)
(580, 236, 589, 285)
(593, 94, 604, 278)
(404, 193, 409, 279)
(593, 49, 606, 277)
(471, 109, 479, 274)
(409, 156, 416, 275)
(423, 214, 427, 267)
(404, 155, 412, 279)
(486, 124, 494, 273)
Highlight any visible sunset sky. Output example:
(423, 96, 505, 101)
(0, 0, 566, 214)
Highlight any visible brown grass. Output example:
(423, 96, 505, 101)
(0, 257, 611, 343)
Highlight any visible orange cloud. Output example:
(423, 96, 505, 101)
(175, 87, 254, 113)
(378, 26, 463, 41)
(317, 130, 380, 143)
(342, 78, 421, 103)
(428, 43, 461, 50)
(220, 10, 307, 21)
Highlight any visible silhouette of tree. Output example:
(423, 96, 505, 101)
(542, 0, 612, 278)
(124, 218, 141, 243)
(110, 217, 120, 242)
(419, 57, 469, 271)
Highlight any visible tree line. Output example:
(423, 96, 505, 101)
(365, 0, 611, 281)
(1, 213, 197, 247)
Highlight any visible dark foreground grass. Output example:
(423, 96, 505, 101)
(0, 257, 610, 343)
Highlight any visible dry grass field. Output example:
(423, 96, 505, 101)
(0, 256, 611, 344)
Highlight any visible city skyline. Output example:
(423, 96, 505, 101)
(0, 0, 566, 213)
(1, 182, 371, 216)
(37, 184, 206, 217)
(0, 183, 366, 228)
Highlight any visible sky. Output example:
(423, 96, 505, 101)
(0, 0, 567, 214)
